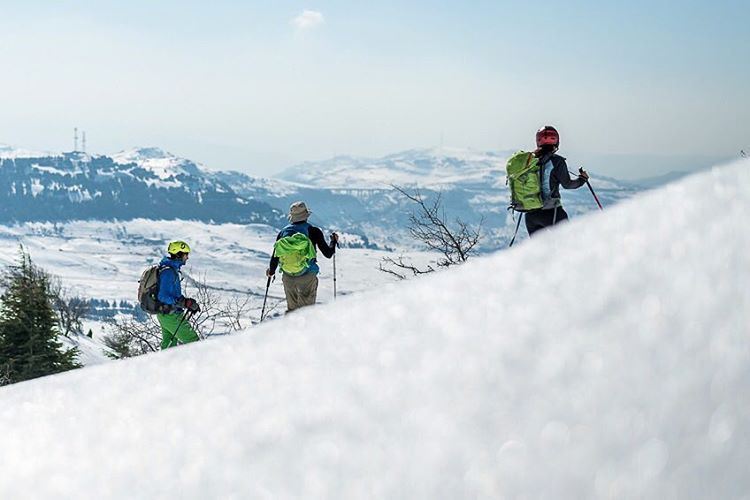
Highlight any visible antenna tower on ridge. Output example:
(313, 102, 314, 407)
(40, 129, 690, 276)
(74, 127, 79, 152)
(82, 131, 87, 153)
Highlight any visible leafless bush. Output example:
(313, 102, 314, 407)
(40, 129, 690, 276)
(183, 272, 256, 336)
(103, 315, 162, 358)
(0, 258, 91, 338)
(378, 255, 435, 280)
(102, 273, 258, 359)
(46, 274, 91, 338)
(379, 186, 482, 279)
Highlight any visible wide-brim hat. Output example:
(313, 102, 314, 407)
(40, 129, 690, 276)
(288, 201, 312, 223)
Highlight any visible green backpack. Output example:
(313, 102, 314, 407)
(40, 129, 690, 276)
(506, 151, 543, 212)
(274, 233, 317, 276)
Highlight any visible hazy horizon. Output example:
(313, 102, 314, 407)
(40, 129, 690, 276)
(0, 1, 746, 178)
(1, 138, 732, 182)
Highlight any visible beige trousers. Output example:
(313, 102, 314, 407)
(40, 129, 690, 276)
(281, 272, 319, 312)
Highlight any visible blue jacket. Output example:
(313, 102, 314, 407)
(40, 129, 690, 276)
(157, 257, 184, 308)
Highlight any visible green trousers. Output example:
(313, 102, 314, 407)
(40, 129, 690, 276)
(157, 312, 200, 349)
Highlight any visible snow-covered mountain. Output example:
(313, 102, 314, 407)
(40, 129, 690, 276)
(278, 148, 511, 189)
(0, 143, 642, 249)
(253, 148, 641, 249)
(0, 143, 56, 159)
(111, 146, 203, 180)
(0, 148, 282, 224)
(1, 159, 747, 498)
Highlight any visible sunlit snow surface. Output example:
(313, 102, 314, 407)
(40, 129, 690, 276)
(1, 160, 749, 499)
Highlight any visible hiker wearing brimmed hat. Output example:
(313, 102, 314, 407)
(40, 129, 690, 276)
(266, 201, 338, 312)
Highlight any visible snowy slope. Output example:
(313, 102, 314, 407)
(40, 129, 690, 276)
(1, 160, 748, 499)
(0, 218, 434, 365)
(0, 220, 424, 310)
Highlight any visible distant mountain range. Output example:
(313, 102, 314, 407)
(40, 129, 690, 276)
(223, 148, 643, 249)
(0, 148, 283, 225)
(0, 144, 651, 248)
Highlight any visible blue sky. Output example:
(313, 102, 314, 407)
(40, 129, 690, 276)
(0, 1, 747, 177)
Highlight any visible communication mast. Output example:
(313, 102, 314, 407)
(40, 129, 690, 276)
(82, 131, 87, 153)
(73, 127, 79, 152)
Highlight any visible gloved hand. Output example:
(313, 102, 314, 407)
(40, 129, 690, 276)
(578, 168, 590, 181)
(179, 297, 201, 313)
(330, 232, 339, 246)
(266, 268, 274, 277)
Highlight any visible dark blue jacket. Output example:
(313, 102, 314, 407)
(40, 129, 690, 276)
(157, 257, 184, 309)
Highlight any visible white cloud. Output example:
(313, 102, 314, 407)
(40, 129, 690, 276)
(291, 10, 324, 30)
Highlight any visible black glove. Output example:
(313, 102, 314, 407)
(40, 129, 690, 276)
(330, 232, 339, 246)
(179, 297, 201, 313)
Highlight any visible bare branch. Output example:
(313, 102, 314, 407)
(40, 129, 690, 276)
(380, 185, 482, 278)
(103, 270, 266, 358)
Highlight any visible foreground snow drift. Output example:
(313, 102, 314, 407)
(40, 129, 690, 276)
(1, 160, 749, 499)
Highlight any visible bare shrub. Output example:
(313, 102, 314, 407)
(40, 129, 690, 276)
(102, 272, 259, 359)
(379, 186, 482, 279)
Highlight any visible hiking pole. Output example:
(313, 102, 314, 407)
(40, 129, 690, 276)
(571, 168, 604, 211)
(168, 310, 190, 348)
(508, 213, 524, 248)
(260, 275, 272, 322)
(333, 240, 338, 300)
(586, 180, 604, 211)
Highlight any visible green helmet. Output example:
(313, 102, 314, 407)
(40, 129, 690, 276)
(167, 240, 191, 255)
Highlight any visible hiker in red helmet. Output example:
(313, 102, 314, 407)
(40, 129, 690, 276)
(525, 126, 589, 235)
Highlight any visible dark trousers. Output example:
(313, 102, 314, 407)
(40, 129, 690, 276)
(525, 207, 569, 236)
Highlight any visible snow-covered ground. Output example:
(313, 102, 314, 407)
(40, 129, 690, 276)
(0, 219, 435, 362)
(0, 220, 429, 306)
(0, 159, 748, 499)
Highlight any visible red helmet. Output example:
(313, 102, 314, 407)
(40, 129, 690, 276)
(536, 126, 559, 148)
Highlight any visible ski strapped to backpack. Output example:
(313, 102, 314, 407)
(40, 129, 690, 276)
(137, 264, 169, 314)
(506, 151, 544, 212)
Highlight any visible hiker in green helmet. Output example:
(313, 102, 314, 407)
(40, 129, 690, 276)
(156, 240, 201, 349)
(266, 201, 338, 313)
